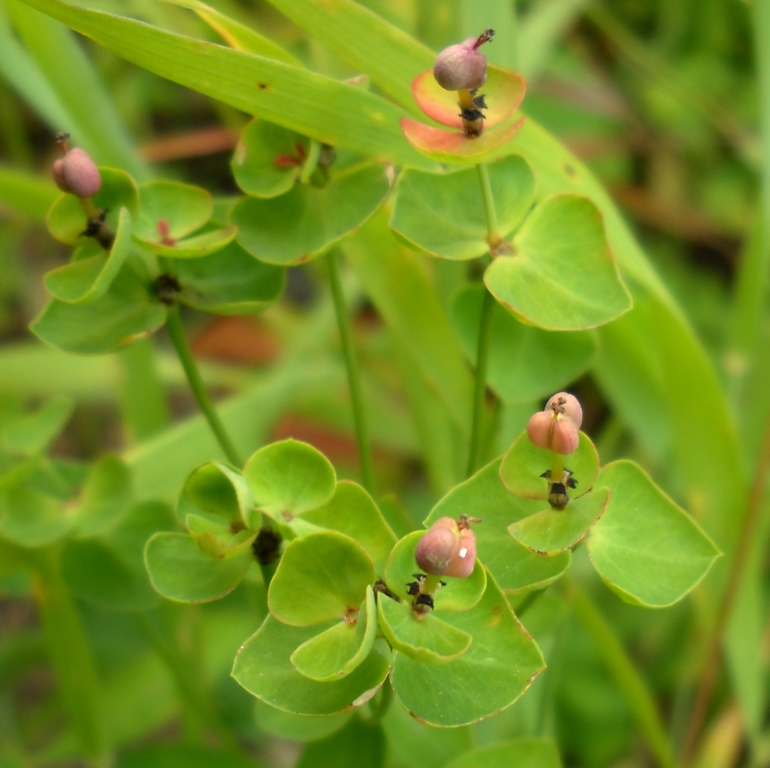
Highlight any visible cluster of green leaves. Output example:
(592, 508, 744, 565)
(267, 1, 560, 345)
(33, 168, 285, 354)
(139, 429, 717, 729)
(0, 394, 174, 608)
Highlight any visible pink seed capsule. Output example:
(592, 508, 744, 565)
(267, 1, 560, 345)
(52, 158, 70, 193)
(415, 516, 477, 579)
(415, 517, 457, 575)
(433, 29, 494, 91)
(443, 526, 476, 579)
(60, 148, 102, 198)
(526, 393, 582, 455)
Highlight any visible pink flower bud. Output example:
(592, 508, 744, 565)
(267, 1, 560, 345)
(58, 148, 101, 198)
(526, 392, 583, 455)
(415, 516, 477, 579)
(433, 29, 494, 91)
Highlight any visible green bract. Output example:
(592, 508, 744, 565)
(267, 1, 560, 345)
(171, 240, 286, 315)
(46, 168, 139, 245)
(500, 431, 599, 501)
(244, 439, 336, 523)
(31, 262, 167, 354)
(377, 596, 472, 663)
(267, 532, 375, 626)
(507, 487, 610, 555)
(390, 155, 535, 260)
(587, 461, 721, 607)
(177, 461, 257, 530)
(144, 531, 254, 603)
(451, 285, 597, 402)
(389, 569, 545, 726)
(232, 163, 392, 265)
(290, 586, 378, 681)
(45, 208, 134, 303)
(484, 195, 632, 330)
(300, 481, 397, 574)
(232, 119, 309, 198)
(232, 617, 391, 715)
(132, 180, 237, 258)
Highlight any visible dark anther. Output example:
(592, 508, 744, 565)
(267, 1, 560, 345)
(154, 273, 182, 305)
(252, 526, 282, 565)
(472, 93, 487, 110)
(406, 580, 421, 596)
(373, 579, 401, 602)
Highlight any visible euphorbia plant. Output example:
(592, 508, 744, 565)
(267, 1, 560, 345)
(0, 1, 747, 766)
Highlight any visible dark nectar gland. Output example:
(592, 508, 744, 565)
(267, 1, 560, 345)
(540, 468, 578, 510)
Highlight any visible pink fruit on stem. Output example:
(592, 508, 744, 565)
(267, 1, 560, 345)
(415, 516, 477, 579)
(60, 148, 102, 199)
(526, 392, 582, 455)
(433, 29, 494, 91)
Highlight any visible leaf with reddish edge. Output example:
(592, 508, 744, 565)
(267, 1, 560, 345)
(401, 118, 523, 164)
(507, 487, 610, 555)
(412, 67, 526, 130)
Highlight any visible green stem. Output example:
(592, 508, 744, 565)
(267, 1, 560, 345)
(327, 250, 375, 493)
(165, 305, 243, 467)
(476, 163, 502, 249)
(32, 548, 110, 767)
(466, 285, 495, 477)
(729, 0, 770, 375)
(568, 580, 677, 768)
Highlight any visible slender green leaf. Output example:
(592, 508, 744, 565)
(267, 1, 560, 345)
(0, 166, 59, 219)
(6, 0, 146, 178)
(159, 0, 302, 66)
(15, 0, 433, 169)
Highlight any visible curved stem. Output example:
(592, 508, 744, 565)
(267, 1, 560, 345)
(466, 285, 495, 477)
(681, 408, 770, 764)
(165, 305, 243, 467)
(327, 250, 375, 493)
(567, 579, 677, 768)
